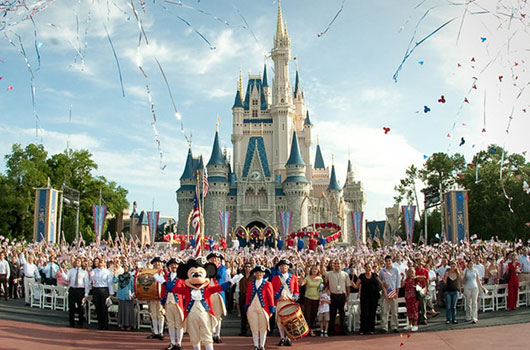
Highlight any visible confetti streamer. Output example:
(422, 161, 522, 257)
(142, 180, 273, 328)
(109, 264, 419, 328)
(154, 56, 182, 122)
(165, 0, 240, 28)
(317, 0, 346, 38)
(103, 24, 125, 97)
(48, 23, 85, 69)
(139, 65, 166, 171)
(161, 1, 216, 50)
(393, 6, 457, 82)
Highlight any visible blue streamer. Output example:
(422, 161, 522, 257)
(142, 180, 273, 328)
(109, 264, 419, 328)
(393, 13, 456, 82)
(317, 0, 346, 38)
(103, 24, 125, 97)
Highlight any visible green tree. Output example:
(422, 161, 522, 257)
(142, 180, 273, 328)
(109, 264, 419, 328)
(419, 152, 466, 190)
(457, 145, 530, 241)
(0, 144, 129, 242)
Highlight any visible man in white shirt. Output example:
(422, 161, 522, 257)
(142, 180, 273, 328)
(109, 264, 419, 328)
(518, 248, 530, 282)
(63, 257, 90, 327)
(19, 252, 40, 304)
(90, 257, 114, 330)
(0, 251, 10, 300)
(41, 255, 60, 286)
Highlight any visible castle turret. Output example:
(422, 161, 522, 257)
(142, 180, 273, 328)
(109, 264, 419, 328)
(343, 157, 366, 244)
(231, 73, 244, 176)
(311, 142, 329, 198)
(283, 131, 310, 231)
(177, 148, 198, 235)
(205, 130, 229, 237)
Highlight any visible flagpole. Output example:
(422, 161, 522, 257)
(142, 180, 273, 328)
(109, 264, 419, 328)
(97, 187, 102, 244)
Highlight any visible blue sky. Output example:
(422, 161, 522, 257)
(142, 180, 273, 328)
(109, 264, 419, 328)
(1, 0, 529, 222)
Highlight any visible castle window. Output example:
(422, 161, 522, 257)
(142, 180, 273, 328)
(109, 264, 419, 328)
(252, 110, 258, 118)
(252, 100, 258, 106)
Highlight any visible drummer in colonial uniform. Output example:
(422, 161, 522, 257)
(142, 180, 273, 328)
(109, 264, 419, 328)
(155, 258, 185, 350)
(245, 265, 275, 350)
(206, 251, 230, 343)
(147, 257, 165, 340)
(272, 259, 299, 346)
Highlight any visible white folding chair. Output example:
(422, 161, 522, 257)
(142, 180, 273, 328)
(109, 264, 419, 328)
(397, 297, 409, 327)
(41, 284, 56, 309)
(517, 281, 529, 307)
(495, 284, 508, 311)
(29, 283, 42, 308)
(136, 300, 152, 329)
(54, 285, 69, 311)
(108, 296, 119, 325)
(346, 299, 360, 332)
(479, 285, 495, 312)
(86, 296, 98, 324)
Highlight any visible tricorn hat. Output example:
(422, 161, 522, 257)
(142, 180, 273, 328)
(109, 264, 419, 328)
(250, 265, 270, 275)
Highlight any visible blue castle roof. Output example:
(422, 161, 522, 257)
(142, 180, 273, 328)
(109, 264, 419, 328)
(286, 131, 305, 166)
(207, 131, 227, 167)
(242, 136, 271, 178)
(262, 64, 268, 87)
(314, 144, 325, 169)
(304, 110, 312, 126)
(243, 78, 268, 111)
(233, 90, 243, 108)
(293, 69, 300, 97)
(328, 164, 341, 191)
(180, 148, 195, 180)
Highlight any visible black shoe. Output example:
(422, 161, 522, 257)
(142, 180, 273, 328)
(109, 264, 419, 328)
(259, 347, 265, 350)
(69, 323, 76, 328)
(278, 339, 285, 346)
(393, 329, 399, 333)
(147, 333, 157, 339)
(254, 347, 259, 350)
(213, 335, 222, 343)
(446, 320, 450, 325)
(157, 334, 165, 340)
(285, 338, 292, 346)
(452, 320, 458, 324)
(381, 329, 388, 334)
(171, 345, 181, 350)
(239, 332, 247, 337)
(166, 344, 175, 350)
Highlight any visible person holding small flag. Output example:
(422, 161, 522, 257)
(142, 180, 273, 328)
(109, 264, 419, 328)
(378, 255, 401, 333)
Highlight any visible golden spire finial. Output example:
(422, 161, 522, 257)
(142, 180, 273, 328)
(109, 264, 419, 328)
(216, 114, 220, 132)
(276, 0, 285, 41)
(332, 153, 335, 165)
(316, 134, 320, 145)
(238, 69, 243, 95)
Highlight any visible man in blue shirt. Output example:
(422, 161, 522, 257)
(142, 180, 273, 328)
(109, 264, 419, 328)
(379, 255, 401, 333)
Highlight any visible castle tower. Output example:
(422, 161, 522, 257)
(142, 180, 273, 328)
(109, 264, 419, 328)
(204, 130, 229, 238)
(327, 161, 342, 230)
(343, 157, 367, 244)
(312, 142, 329, 198)
(282, 131, 310, 231)
(271, 0, 295, 177)
(176, 148, 198, 235)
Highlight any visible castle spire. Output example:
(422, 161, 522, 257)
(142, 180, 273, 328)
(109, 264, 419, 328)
(180, 147, 195, 180)
(328, 163, 341, 191)
(207, 130, 226, 166)
(276, 0, 285, 42)
(262, 63, 268, 87)
(294, 68, 300, 97)
(286, 131, 305, 166)
(314, 143, 325, 169)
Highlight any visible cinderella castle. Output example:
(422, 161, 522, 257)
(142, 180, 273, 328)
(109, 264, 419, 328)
(176, 2, 366, 245)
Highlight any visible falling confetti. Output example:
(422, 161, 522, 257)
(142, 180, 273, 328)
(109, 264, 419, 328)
(459, 137, 465, 146)
(383, 127, 391, 134)
(317, 0, 346, 38)
(424, 105, 431, 113)
(438, 95, 446, 103)
(480, 37, 486, 42)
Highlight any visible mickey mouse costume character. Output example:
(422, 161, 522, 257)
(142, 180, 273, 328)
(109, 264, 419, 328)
(147, 257, 165, 340)
(154, 258, 185, 350)
(171, 257, 242, 350)
(245, 265, 275, 350)
(206, 252, 230, 343)
(272, 259, 299, 346)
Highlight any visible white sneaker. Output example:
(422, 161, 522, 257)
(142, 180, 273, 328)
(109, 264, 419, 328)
(404, 325, 411, 330)
(411, 326, 418, 332)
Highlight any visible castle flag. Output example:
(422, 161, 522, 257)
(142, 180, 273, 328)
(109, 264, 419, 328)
(147, 211, 160, 244)
(402, 205, 416, 244)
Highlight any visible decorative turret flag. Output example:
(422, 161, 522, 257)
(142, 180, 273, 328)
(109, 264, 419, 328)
(352, 211, 363, 242)
(92, 205, 107, 244)
(147, 211, 160, 244)
(402, 205, 416, 244)
(280, 211, 292, 238)
(219, 210, 230, 240)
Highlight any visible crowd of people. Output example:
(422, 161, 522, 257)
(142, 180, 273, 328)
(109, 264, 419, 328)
(0, 234, 529, 350)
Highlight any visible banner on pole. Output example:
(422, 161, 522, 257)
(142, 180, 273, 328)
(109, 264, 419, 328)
(218, 210, 230, 240)
(147, 211, 160, 244)
(352, 211, 363, 241)
(280, 211, 292, 238)
(444, 190, 469, 244)
(402, 205, 416, 244)
(33, 188, 60, 243)
(92, 205, 108, 244)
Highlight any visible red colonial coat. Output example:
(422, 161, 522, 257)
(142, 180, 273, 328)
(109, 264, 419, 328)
(245, 280, 275, 316)
(286, 238, 294, 248)
(271, 274, 300, 305)
(171, 283, 227, 320)
(160, 273, 185, 310)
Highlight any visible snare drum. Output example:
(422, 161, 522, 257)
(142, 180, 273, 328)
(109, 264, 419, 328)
(134, 269, 161, 301)
(278, 303, 309, 340)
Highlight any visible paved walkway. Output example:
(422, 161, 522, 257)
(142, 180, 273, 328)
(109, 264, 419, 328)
(0, 318, 529, 350)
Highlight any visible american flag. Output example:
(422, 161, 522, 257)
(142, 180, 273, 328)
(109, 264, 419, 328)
(192, 192, 202, 257)
(387, 288, 397, 298)
(203, 172, 209, 197)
